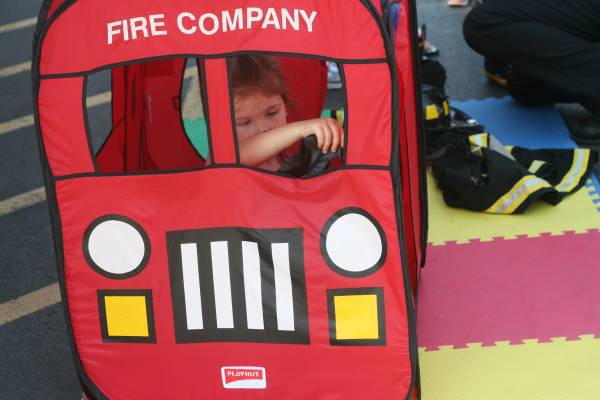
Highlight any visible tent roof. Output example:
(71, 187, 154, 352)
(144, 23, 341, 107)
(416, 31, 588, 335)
(38, 0, 389, 76)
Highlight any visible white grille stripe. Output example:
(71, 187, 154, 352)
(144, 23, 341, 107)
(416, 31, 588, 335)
(242, 242, 264, 330)
(180, 238, 298, 333)
(272, 243, 295, 331)
(211, 241, 234, 329)
(181, 243, 204, 330)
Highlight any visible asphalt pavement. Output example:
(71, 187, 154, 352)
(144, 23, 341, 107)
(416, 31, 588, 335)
(0, 1, 597, 399)
(0, 1, 85, 399)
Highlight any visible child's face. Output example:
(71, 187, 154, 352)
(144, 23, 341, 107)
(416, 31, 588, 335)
(234, 92, 288, 143)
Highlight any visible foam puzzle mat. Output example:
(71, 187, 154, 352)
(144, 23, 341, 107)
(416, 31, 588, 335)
(418, 98, 600, 400)
(419, 335, 600, 400)
(427, 175, 600, 245)
(419, 230, 600, 351)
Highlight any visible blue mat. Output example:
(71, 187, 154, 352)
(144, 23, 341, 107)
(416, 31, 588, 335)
(453, 97, 600, 210)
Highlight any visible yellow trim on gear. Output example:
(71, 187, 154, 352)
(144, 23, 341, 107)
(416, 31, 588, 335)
(469, 133, 488, 148)
(486, 176, 552, 214)
(426, 104, 440, 120)
(556, 149, 590, 193)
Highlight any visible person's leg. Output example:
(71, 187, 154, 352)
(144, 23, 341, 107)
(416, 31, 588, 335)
(463, 0, 600, 115)
(507, 66, 580, 107)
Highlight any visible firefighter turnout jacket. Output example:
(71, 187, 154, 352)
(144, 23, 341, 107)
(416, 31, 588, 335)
(428, 130, 597, 214)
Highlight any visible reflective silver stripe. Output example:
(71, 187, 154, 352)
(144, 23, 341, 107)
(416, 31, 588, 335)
(556, 149, 586, 192)
(470, 134, 485, 147)
(489, 134, 515, 160)
(495, 177, 546, 214)
(241, 241, 264, 330)
(181, 243, 204, 330)
(272, 243, 295, 331)
(211, 241, 234, 329)
(528, 160, 545, 174)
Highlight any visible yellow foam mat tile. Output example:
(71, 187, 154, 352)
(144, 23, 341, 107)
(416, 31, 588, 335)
(427, 174, 600, 245)
(419, 335, 600, 400)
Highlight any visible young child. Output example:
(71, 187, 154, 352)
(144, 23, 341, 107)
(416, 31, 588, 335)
(231, 55, 344, 171)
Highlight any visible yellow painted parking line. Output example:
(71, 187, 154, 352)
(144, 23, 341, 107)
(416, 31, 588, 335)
(0, 114, 34, 136)
(0, 17, 37, 34)
(0, 91, 112, 136)
(0, 187, 46, 217)
(0, 61, 30, 78)
(0, 67, 196, 137)
(0, 58, 197, 82)
(85, 91, 111, 108)
(0, 69, 199, 215)
(0, 283, 61, 326)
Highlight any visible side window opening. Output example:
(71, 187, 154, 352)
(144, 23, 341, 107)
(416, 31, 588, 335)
(324, 61, 345, 115)
(85, 57, 208, 173)
(181, 58, 209, 160)
(84, 55, 347, 176)
(324, 61, 347, 162)
(229, 55, 346, 177)
(85, 69, 112, 155)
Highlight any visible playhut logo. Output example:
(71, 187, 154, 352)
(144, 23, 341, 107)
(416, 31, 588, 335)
(221, 366, 266, 389)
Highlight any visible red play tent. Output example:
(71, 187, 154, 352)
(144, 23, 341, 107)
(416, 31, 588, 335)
(33, 1, 427, 398)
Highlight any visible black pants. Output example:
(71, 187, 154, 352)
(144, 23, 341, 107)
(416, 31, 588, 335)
(463, 0, 600, 115)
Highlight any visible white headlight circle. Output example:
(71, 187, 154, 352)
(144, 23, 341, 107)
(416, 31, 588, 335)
(84, 215, 150, 278)
(321, 208, 386, 277)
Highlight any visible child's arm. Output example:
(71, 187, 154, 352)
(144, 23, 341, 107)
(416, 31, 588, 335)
(239, 118, 344, 167)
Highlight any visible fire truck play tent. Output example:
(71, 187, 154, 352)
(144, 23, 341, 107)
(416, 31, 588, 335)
(32, 0, 427, 398)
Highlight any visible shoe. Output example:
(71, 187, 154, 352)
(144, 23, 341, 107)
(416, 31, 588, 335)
(572, 116, 600, 145)
(418, 25, 440, 57)
(422, 40, 439, 57)
(484, 59, 510, 88)
(447, 0, 471, 7)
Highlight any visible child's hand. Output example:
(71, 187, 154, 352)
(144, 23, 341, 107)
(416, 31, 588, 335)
(299, 118, 344, 154)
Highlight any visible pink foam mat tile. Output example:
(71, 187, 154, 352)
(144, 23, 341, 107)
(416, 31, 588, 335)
(417, 230, 600, 350)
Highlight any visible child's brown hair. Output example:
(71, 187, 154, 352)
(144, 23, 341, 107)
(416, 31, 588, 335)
(230, 55, 290, 105)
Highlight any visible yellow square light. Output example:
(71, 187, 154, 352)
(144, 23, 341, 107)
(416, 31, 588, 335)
(104, 295, 149, 337)
(334, 294, 379, 340)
